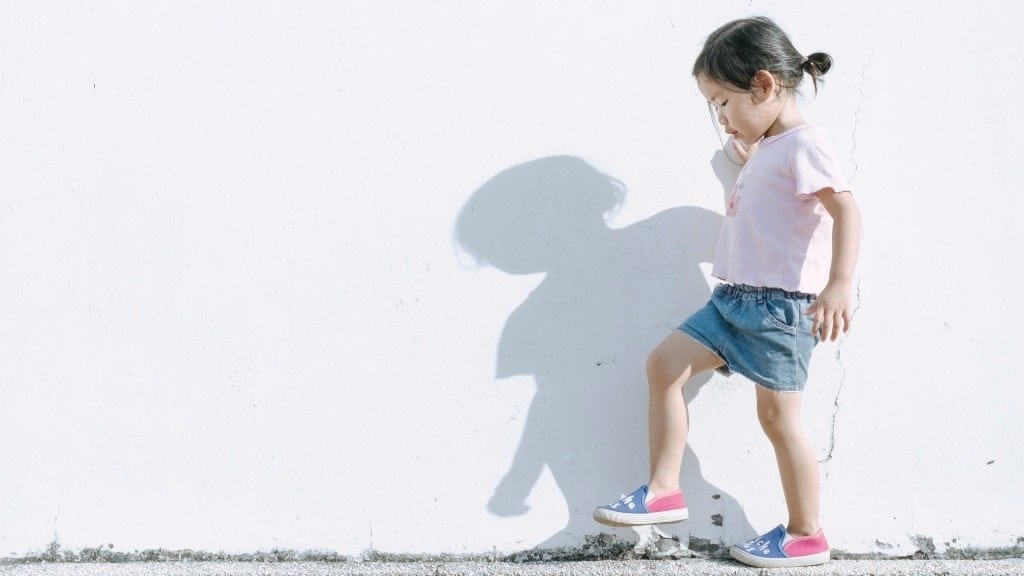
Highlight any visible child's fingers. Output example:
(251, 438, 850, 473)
(820, 313, 834, 342)
(826, 309, 850, 341)
(806, 300, 854, 341)
(805, 301, 822, 339)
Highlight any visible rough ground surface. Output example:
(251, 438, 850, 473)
(4, 533, 1021, 575)
(2, 559, 1024, 576)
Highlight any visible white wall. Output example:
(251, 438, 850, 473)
(1, 0, 1022, 559)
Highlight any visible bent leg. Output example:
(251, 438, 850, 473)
(755, 385, 820, 536)
(647, 331, 723, 496)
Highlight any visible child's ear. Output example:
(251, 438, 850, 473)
(751, 70, 778, 102)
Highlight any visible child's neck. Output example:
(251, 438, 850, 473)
(764, 99, 805, 138)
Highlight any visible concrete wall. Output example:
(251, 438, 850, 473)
(2, 0, 1021, 560)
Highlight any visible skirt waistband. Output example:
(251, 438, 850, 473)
(718, 283, 816, 303)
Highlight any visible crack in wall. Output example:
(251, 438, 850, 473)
(849, 51, 873, 183)
(820, 278, 862, 464)
(819, 54, 871, 465)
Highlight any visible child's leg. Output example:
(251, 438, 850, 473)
(593, 331, 722, 526)
(646, 331, 723, 496)
(755, 385, 820, 536)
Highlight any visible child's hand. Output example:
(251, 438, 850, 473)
(804, 282, 853, 342)
(731, 137, 759, 164)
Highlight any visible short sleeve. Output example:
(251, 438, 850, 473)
(789, 134, 850, 197)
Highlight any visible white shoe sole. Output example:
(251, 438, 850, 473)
(592, 507, 688, 527)
(729, 545, 830, 568)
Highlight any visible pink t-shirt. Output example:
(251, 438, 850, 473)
(712, 124, 850, 295)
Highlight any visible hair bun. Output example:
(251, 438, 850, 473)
(802, 52, 833, 77)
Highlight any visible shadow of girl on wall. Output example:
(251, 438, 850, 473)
(456, 155, 754, 555)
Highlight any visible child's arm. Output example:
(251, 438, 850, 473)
(806, 189, 861, 341)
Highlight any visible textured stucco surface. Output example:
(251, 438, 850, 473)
(1, 0, 1021, 562)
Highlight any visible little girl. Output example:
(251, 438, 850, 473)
(593, 17, 861, 568)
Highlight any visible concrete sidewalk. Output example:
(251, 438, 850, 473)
(2, 560, 1024, 576)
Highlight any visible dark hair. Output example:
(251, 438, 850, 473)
(692, 17, 832, 94)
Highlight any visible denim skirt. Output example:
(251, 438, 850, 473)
(679, 283, 817, 392)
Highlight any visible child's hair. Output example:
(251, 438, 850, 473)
(692, 17, 832, 94)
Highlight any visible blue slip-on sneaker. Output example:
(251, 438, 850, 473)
(592, 485, 688, 526)
(730, 524, 830, 568)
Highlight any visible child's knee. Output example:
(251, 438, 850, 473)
(756, 399, 802, 441)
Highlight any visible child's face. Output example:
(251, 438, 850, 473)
(698, 74, 781, 146)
